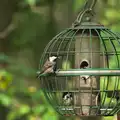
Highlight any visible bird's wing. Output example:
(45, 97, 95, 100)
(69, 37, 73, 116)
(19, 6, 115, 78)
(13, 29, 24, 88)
(42, 60, 53, 71)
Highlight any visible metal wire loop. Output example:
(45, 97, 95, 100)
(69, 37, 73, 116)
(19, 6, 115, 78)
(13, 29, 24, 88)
(73, 0, 97, 27)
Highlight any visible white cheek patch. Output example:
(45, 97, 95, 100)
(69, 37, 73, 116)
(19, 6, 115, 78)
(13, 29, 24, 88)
(63, 95, 67, 100)
(49, 56, 57, 62)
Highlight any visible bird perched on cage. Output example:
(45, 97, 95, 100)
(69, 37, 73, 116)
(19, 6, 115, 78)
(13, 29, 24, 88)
(36, 56, 60, 78)
(62, 92, 73, 106)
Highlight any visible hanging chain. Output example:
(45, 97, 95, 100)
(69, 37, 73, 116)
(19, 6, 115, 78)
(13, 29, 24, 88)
(72, 0, 97, 27)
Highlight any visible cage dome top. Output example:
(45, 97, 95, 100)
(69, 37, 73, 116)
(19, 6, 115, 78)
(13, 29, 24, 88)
(72, 22, 105, 29)
(37, 0, 120, 117)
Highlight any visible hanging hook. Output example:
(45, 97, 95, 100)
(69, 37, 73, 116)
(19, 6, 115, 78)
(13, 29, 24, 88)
(87, 0, 97, 11)
(82, 0, 97, 11)
(72, 0, 97, 27)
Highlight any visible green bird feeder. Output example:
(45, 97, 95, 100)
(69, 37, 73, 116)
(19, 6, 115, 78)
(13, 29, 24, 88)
(37, 0, 120, 117)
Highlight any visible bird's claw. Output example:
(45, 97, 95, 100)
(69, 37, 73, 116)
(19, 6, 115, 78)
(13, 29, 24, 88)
(36, 75, 40, 79)
(53, 69, 60, 75)
(36, 71, 41, 78)
(56, 69, 60, 73)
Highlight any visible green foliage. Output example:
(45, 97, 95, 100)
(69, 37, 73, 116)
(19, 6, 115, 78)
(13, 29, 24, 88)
(73, 0, 85, 12)
(0, 94, 12, 107)
(12, 12, 45, 48)
(0, 87, 58, 120)
(26, 0, 36, 6)
(103, 116, 114, 120)
(105, 9, 120, 20)
(0, 53, 9, 63)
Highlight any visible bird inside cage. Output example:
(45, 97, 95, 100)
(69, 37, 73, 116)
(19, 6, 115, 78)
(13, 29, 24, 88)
(62, 92, 73, 106)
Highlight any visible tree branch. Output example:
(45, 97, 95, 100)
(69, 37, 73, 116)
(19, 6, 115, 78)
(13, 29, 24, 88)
(0, 23, 15, 39)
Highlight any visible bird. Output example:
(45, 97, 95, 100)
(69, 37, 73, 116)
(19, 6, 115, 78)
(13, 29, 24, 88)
(36, 56, 60, 78)
(62, 92, 73, 106)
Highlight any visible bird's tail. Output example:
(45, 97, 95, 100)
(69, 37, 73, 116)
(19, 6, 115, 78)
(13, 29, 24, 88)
(36, 71, 43, 78)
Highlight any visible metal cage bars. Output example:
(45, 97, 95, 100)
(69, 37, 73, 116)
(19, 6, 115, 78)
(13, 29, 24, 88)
(39, 26, 120, 116)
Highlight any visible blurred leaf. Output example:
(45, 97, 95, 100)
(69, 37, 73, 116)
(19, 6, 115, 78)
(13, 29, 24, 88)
(42, 109, 58, 120)
(28, 86, 37, 93)
(0, 94, 12, 107)
(107, 0, 116, 6)
(7, 110, 18, 120)
(31, 90, 43, 100)
(32, 105, 46, 115)
(105, 9, 120, 20)
(18, 104, 30, 115)
(0, 70, 13, 91)
(26, 0, 36, 6)
(103, 116, 114, 120)
(0, 53, 9, 63)
(73, 0, 84, 12)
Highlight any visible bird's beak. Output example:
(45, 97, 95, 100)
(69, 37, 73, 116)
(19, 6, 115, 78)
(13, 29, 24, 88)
(57, 56, 61, 59)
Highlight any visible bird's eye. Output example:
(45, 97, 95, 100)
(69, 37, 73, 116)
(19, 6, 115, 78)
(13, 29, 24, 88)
(67, 96, 69, 98)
